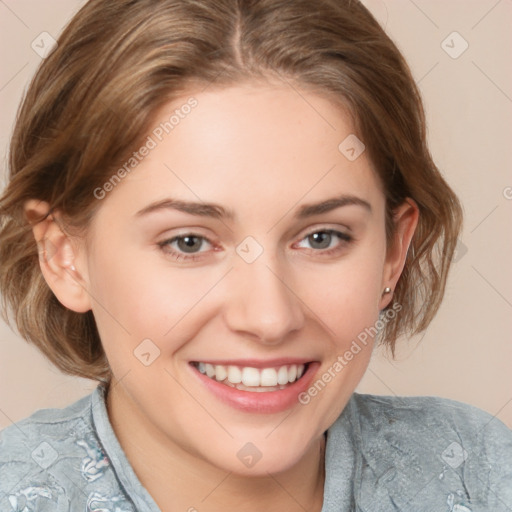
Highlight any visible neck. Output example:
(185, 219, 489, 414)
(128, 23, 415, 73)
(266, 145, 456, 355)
(106, 384, 326, 512)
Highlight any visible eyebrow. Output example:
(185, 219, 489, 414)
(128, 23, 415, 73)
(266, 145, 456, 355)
(134, 194, 372, 220)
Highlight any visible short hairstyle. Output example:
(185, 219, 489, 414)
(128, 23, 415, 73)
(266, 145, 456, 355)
(0, 0, 462, 383)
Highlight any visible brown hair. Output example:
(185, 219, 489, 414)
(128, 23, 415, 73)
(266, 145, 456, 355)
(0, 0, 462, 383)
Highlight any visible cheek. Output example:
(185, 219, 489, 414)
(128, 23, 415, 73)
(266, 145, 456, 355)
(302, 249, 386, 341)
(86, 245, 225, 359)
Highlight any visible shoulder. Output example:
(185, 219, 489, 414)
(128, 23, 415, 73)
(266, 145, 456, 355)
(330, 393, 512, 510)
(0, 393, 88, 507)
(349, 392, 512, 468)
(0, 391, 93, 463)
(0, 390, 92, 444)
(0, 389, 134, 511)
(351, 392, 512, 442)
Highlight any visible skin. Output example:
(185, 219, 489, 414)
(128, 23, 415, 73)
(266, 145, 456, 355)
(26, 82, 418, 511)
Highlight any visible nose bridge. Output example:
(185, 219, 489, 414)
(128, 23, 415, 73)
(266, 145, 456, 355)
(224, 246, 304, 343)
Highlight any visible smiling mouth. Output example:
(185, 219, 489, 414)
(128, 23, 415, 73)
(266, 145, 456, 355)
(190, 361, 309, 392)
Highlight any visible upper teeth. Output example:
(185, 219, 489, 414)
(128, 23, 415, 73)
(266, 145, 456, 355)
(196, 362, 306, 387)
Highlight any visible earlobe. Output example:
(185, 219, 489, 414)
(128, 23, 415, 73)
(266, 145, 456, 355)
(24, 199, 92, 313)
(380, 198, 419, 309)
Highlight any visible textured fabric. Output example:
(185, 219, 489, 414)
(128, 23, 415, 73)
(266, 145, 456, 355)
(1, 385, 511, 511)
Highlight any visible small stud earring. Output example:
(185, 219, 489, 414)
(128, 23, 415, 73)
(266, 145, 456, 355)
(70, 265, 76, 272)
(383, 287, 392, 295)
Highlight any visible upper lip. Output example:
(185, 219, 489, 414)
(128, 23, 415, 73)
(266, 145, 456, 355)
(190, 358, 314, 368)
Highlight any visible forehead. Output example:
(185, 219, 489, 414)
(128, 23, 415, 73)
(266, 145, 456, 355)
(97, 83, 383, 223)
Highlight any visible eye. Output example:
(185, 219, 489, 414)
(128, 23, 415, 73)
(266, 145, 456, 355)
(158, 234, 214, 261)
(158, 228, 353, 262)
(295, 229, 353, 255)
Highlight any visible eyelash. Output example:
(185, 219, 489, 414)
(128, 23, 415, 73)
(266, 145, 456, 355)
(157, 228, 353, 262)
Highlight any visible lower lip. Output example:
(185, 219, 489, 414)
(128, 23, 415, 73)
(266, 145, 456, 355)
(189, 362, 320, 414)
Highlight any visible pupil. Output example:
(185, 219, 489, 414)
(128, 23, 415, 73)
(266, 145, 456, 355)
(310, 232, 331, 249)
(178, 236, 202, 253)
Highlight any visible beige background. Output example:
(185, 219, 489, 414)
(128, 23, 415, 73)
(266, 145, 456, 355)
(0, 0, 511, 429)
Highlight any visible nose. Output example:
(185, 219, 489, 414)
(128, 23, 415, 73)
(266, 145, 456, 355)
(223, 254, 305, 345)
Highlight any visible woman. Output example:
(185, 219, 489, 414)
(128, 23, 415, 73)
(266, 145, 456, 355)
(1, 0, 511, 510)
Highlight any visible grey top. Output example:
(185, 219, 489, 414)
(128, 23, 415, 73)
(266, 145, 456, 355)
(1, 385, 511, 511)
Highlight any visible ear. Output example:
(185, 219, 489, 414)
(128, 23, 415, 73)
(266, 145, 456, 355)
(379, 198, 419, 310)
(24, 199, 92, 313)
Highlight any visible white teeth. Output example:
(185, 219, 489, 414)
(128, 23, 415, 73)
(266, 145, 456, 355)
(215, 365, 227, 381)
(242, 367, 260, 387)
(227, 365, 242, 384)
(260, 368, 278, 386)
(277, 366, 289, 385)
(205, 363, 215, 378)
(195, 362, 307, 389)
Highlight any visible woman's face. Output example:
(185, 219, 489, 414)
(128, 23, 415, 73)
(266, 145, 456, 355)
(71, 82, 412, 475)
